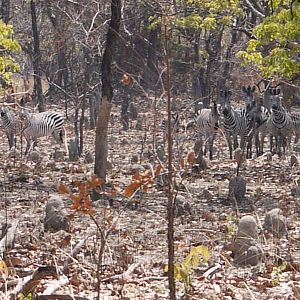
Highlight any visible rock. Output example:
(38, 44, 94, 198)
(44, 195, 70, 232)
(196, 152, 208, 170)
(53, 149, 65, 162)
(128, 102, 138, 120)
(233, 215, 262, 266)
(291, 155, 299, 167)
(264, 208, 287, 237)
(135, 118, 143, 130)
(265, 151, 272, 162)
(84, 151, 94, 164)
(293, 143, 300, 153)
(174, 195, 193, 217)
(228, 176, 246, 204)
(28, 150, 42, 163)
(131, 154, 139, 163)
(157, 145, 166, 162)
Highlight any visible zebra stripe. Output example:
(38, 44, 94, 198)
(0, 107, 22, 148)
(161, 112, 180, 140)
(194, 102, 219, 160)
(221, 90, 252, 159)
(22, 111, 65, 154)
(267, 89, 293, 154)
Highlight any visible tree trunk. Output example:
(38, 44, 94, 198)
(30, 0, 45, 112)
(0, 0, 10, 24)
(94, 0, 121, 181)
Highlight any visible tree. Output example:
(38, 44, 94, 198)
(238, 0, 300, 80)
(0, 20, 20, 90)
(94, 0, 121, 181)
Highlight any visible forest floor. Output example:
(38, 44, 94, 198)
(0, 98, 299, 300)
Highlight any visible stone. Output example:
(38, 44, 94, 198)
(174, 195, 193, 217)
(44, 195, 70, 232)
(290, 155, 299, 167)
(264, 208, 287, 237)
(156, 145, 166, 162)
(84, 151, 94, 164)
(28, 150, 42, 163)
(233, 215, 262, 266)
(228, 176, 246, 203)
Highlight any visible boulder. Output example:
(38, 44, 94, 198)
(264, 208, 287, 237)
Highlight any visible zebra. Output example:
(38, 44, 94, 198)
(161, 112, 180, 142)
(194, 101, 220, 160)
(290, 112, 300, 143)
(252, 103, 270, 156)
(220, 90, 253, 159)
(0, 106, 22, 149)
(19, 108, 66, 155)
(266, 88, 293, 155)
(241, 85, 257, 158)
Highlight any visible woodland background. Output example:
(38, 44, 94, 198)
(0, 0, 299, 299)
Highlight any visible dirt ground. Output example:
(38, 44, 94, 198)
(0, 98, 299, 299)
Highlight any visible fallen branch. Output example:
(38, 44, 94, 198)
(101, 262, 142, 283)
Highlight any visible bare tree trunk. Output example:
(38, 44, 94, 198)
(94, 0, 121, 181)
(0, 0, 10, 23)
(30, 0, 45, 112)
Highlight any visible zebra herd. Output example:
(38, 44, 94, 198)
(185, 85, 300, 160)
(0, 100, 65, 156)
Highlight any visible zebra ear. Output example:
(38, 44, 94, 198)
(276, 88, 281, 95)
(251, 86, 256, 93)
(242, 86, 247, 93)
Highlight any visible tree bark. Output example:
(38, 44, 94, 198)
(0, 0, 10, 24)
(30, 0, 45, 112)
(94, 0, 121, 181)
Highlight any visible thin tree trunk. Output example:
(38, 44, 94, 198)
(94, 0, 121, 181)
(30, 0, 45, 112)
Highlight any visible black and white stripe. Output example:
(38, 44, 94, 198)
(266, 88, 293, 154)
(194, 102, 220, 160)
(21, 110, 65, 154)
(0, 106, 22, 148)
(161, 112, 180, 141)
(221, 90, 253, 159)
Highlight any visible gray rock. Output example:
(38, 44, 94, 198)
(28, 150, 42, 163)
(174, 195, 193, 217)
(156, 145, 166, 162)
(84, 151, 94, 164)
(233, 215, 262, 266)
(264, 208, 287, 237)
(44, 195, 70, 232)
(291, 155, 299, 167)
(228, 176, 246, 203)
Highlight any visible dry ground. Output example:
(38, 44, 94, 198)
(0, 98, 299, 300)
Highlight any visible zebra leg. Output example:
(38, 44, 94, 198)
(209, 133, 216, 160)
(6, 131, 13, 149)
(226, 134, 233, 159)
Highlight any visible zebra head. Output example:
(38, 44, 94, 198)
(270, 88, 282, 110)
(220, 90, 232, 116)
(242, 85, 256, 112)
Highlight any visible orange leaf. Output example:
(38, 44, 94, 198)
(124, 181, 142, 198)
(89, 176, 104, 189)
(132, 174, 142, 181)
(187, 151, 196, 165)
(58, 183, 69, 194)
(155, 164, 162, 176)
(70, 194, 81, 209)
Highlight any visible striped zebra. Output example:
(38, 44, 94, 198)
(194, 101, 220, 160)
(266, 88, 293, 155)
(0, 106, 22, 148)
(161, 112, 180, 142)
(253, 103, 270, 156)
(242, 85, 257, 158)
(20, 108, 66, 155)
(220, 90, 253, 159)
